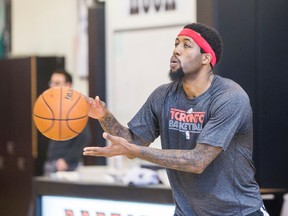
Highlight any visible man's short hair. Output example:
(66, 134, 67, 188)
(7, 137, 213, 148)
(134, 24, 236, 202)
(52, 68, 73, 83)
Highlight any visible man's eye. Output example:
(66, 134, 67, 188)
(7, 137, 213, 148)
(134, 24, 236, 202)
(184, 44, 190, 48)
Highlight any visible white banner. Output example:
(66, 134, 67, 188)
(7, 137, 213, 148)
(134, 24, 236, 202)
(108, 0, 196, 30)
(105, 0, 196, 165)
(42, 195, 175, 216)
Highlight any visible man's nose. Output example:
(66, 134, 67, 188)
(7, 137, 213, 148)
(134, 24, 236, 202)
(173, 45, 181, 56)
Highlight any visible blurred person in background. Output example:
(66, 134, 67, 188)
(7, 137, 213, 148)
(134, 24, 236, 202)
(44, 69, 92, 176)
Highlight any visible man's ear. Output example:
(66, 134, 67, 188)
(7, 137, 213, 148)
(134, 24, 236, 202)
(202, 53, 212, 65)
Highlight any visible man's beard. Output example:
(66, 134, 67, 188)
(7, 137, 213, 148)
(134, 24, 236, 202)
(169, 67, 185, 81)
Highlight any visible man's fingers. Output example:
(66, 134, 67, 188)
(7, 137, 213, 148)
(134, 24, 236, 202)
(83, 146, 97, 151)
(95, 96, 106, 107)
(81, 94, 90, 102)
(103, 132, 109, 140)
(82, 95, 96, 108)
(83, 146, 109, 156)
(82, 95, 94, 106)
(83, 146, 99, 154)
(103, 132, 116, 142)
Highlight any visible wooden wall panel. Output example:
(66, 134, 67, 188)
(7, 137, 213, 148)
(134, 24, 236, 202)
(87, 5, 106, 165)
(0, 56, 64, 215)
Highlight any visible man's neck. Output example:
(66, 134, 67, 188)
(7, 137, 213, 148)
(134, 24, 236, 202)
(182, 70, 214, 99)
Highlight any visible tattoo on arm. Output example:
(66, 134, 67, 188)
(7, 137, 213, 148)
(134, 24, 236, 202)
(99, 112, 133, 142)
(138, 144, 222, 173)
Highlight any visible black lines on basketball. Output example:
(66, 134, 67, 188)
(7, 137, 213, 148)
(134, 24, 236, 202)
(38, 94, 55, 134)
(59, 87, 63, 140)
(33, 87, 89, 141)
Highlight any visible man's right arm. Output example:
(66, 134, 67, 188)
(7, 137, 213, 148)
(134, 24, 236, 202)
(86, 96, 134, 143)
(98, 111, 133, 143)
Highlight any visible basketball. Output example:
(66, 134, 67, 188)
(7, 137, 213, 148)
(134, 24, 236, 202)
(33, 87, 89, 141)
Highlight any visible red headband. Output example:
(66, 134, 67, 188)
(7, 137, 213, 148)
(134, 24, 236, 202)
(178, 28, 216, 67)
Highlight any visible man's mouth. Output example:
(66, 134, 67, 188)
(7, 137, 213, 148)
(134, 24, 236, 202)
(170, 56, 180, 68)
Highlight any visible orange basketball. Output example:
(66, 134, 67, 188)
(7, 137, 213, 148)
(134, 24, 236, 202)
(33, 87, 89, 141)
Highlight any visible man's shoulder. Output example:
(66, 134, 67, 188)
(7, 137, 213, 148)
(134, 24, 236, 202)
(210, 76, 251, 110)
(213, 75, 248, 96)
(153, 81, 180, 95)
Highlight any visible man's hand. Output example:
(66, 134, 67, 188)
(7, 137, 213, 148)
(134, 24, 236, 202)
(83, 132, 138, 158)
(84, 95, 108, 120)
(56, 158, 68, 171)
(83, 95, 134, 142)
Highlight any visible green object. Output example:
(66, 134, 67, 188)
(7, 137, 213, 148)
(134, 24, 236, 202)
(0, 0, 6, 58)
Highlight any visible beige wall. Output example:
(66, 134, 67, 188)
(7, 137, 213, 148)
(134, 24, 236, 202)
(105, 0, 196, 167)
(11, 0, 88, 94)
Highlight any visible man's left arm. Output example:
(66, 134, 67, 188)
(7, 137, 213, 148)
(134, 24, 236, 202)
(83, 132, 222, 174)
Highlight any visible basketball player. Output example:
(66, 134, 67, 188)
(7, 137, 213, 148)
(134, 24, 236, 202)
(84, 23, 268, 215)
(43, 69, 92, 176)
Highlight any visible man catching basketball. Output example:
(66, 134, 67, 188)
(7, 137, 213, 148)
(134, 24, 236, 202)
(84, 23, 269, 216)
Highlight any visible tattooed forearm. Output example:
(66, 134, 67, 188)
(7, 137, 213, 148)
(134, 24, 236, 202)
(99, 112, 133, 142)
(138, 144, 222, 173)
